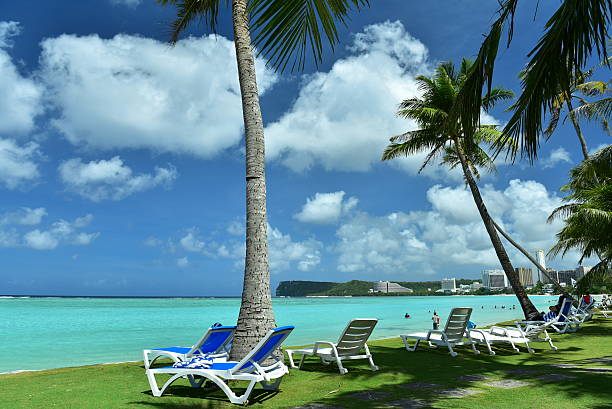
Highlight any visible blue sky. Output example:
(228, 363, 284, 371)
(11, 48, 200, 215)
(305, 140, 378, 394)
(0, 1, 608, 296)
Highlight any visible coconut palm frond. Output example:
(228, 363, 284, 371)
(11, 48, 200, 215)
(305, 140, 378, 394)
(497, 0, 612, 160)
(481, 87, 515, 111)
(249, 0, 370, 71)
(575, 259, 611, 296)
(158, 0, 223, 43)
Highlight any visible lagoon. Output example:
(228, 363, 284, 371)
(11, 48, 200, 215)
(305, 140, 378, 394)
(0, 295, 557, 373)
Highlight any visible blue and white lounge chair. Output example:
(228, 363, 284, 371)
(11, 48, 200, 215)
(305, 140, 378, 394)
(573, 298, 596, 322)
(146, 326, 294, 405)
(143, 325, 236, 369)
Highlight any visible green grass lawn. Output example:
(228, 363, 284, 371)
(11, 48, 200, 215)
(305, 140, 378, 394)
(2, 316, 611, 409)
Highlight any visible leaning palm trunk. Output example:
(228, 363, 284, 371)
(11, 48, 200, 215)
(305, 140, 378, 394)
(566, 98, 590, 160)
(452, 137, 540, 320)
(230, 0, 276, 360)
(491, 219, 565, 293)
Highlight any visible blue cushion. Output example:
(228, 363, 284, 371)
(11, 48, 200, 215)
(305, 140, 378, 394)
(153, 347, 191, 354)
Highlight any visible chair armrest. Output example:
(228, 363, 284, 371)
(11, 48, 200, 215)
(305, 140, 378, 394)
(313, 341, 336, 355)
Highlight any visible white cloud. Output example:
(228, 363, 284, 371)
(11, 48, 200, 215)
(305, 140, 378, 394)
(0, 22, 44, 135)
(177, 256, 189, 267)
(174, 223, 322, 273)
(39, 33, 277, 157)
(0, 138, 41, 189)
(266, 21, 428, 173)
(110, 0, 141, 7)
(542, 147, 572, 168)
(331, 179, 584, 278)
(58, 156, 177, 201)
(144, 236, 162, 247)
(294, 191, 358, 224)
(14, 213, 99, 251)
(24, 229, 58, 250)
(1, 207, 47, 225)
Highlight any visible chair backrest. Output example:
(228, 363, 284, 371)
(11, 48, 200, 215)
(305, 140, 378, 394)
(443, 307, 472, 343)
(557, 298, 573, 323)
(232, 326, 294, 374)
(188, 325, 236, 357)
(335, 318, 378, 357)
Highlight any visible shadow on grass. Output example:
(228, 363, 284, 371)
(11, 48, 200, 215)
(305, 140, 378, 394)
(131, 320, 612, 408)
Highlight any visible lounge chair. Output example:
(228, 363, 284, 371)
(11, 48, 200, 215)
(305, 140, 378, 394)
(573, 298, 596, 322)
(285, 318, 379, 375)
(468, 322, 557, 354)
(143, 325, 236, 369)
(146, 326, 294, 405)
(400, 307, 479, 357)
(516, 298, 579, 334)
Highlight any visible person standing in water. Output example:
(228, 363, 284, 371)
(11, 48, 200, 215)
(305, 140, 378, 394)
(432, 311, 440, 330)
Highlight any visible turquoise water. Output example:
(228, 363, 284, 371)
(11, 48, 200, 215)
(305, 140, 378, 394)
(0, 295, 557, 373)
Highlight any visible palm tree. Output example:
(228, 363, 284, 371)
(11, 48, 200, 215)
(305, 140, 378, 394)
(454, 0, 612, 160)
(382, 59, 542, 320)
(157, 0, 370, 360)
(542, 69, 609, 160)
(548, 145, 612, 294)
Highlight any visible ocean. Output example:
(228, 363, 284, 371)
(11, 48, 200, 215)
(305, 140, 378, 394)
(0, 295, 557, 373)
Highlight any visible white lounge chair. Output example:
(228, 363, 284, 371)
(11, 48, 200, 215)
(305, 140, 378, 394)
(285, 318, 379, 375)
(468, 322, 557, 354)
(573, 298, 596, 323)
(516, 298, 579, 334)
(143, 325, 236, 369)
(400, 307, 479, 357)
(146, 326, 294, 405)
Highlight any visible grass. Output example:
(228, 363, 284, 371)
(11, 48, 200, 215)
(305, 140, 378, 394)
(2, 317, 611, 409)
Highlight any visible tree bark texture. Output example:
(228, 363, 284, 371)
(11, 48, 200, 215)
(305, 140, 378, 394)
(452, 138, 541, 320)
(229, 0, 276, 361)
(566, 98, 590, 160)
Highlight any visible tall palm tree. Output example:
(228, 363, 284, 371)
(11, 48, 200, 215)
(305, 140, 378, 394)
(382, 59, 542, 320)
(454, 0, 612, 160)
(157, 0, 370, 360)
(548, 145, 612, 294)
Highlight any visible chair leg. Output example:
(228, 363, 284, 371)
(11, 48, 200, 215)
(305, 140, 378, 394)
(447, 344, 458, 357)
(335, 357, 348, 375)
(260, 377, 282, 391)
(401, 336, 420, 352)
(364, 346, 379, 371)
(286, 350, 298, 369)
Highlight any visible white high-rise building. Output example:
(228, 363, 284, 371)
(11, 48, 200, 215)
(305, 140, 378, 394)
(532, 249, 547, 283)
(482, 269, 509, 289)
(441, 278, 456, 292)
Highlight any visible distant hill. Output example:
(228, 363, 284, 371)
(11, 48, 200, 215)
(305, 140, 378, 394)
(276, 279, 481, 297)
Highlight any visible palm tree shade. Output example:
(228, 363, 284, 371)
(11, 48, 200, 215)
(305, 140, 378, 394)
(157, 0, 369, 359)
(383, 59, 543, 320)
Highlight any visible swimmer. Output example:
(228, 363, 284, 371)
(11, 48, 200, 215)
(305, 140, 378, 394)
(404, 313, 411, 318)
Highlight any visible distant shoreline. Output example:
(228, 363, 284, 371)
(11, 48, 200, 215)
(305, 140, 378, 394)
(0, 294, 557, 300)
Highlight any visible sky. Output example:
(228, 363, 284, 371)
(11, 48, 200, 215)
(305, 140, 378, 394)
(0, 1, 609, 296)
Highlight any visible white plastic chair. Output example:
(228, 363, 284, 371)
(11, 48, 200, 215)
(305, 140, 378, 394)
(285, 318, 379, 375)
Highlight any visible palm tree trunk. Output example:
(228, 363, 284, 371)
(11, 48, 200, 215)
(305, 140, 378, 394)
(490, 219, 565, 293)
(566, 98, 590, 160)
(229, 0, 276, 360)
(452, 137, 541, 320)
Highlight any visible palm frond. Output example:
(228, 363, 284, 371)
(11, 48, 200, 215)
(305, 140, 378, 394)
(158, 0, 223, 44)
(497, 0, 612, 159)
(249, 0, 369, 71)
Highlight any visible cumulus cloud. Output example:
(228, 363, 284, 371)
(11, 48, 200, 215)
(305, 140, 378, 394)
(175, 223, 322, 273)
(58, 156, 177, 201)
(294, 191, 358, 224)
(1, 207, 46, 225)
(331, 179, 582, 277)
(39, 33, 277, 157)
(266, 21, 427, 173)
(19, 214, 98, 250)
(542, 147, 572, 168)
(0, 138, 41, 189)
(0, 22, 44, 135)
